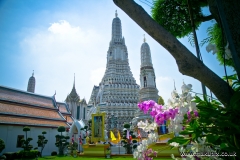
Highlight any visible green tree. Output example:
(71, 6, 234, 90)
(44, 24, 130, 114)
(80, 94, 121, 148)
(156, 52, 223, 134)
(55, 126, 69, 156)
(121, 123, 137, 154)
(157, 96, 165, 105)
(22, 126, 33, 151)
(151, 0, 235, 69)
(0, 139, 5, 154)
(113, 0, 237, 106)
(37, 131, 48, 157)
(151, 0, 210, 38)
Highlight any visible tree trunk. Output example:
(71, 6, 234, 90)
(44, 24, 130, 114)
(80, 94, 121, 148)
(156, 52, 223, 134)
(113, 0, 234, 106)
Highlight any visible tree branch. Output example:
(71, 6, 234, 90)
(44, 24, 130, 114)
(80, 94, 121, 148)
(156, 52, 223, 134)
(113, 0, 234, 106)
(201, 15, 214, 22)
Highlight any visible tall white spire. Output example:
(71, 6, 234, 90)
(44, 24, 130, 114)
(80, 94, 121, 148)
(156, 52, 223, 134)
(27, 70, 36, 93)
(112, 10, 122, 41)
(139, 35, 158, 102)
(88, 11, 140, 131)
(141, 35, 153, 68)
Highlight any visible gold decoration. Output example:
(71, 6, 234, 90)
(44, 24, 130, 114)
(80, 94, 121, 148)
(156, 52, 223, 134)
(91, 111, 106, 143)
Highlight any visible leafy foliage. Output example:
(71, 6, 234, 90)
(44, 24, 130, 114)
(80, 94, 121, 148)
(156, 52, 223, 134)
(81, 120, 92, 143)
(55, 126, 69, 156)
(151, 0, 234, 70)
(151, 0, 208, 38)
(51, 151, 57, 156)
(157, 96, 165, 105)
(122, 123, 137, 154)
(169, 90, 240, 158)
(68, 141, 78, 155)
(0, 139, 5, 154)
(37, 131, 48, 157)
(17, 150, 39, 159)
(22, 126, 33, 151)
(205, 23, 234, 68)
(223, 74, 240, 91)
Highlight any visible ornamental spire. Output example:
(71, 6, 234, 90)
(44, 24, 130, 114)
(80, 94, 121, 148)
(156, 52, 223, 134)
(73, 73, 75, 88)
(143, 34, 146, 42)
(115, 10, 118, 17)
(27, 70, 36, 93)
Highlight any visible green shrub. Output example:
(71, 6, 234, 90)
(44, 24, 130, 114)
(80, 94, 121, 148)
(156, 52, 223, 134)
(0, 155, 6, 160)
(3, 152, 15, 160)
(0, 139, 5, 154)
(132, 140, 137, 143)
(51, 151, 57, 156)
(17, 150, 38, 159)
(123, 124, 130, 128)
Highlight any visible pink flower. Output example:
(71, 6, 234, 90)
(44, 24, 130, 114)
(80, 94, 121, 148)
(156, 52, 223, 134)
(150, 109, 158, 118)
(174, 108, 179, 114)
(155, 113, 165, 125)
(194, 110, 198, 117)
(153, 151, 157, 156)
(147, 100, 156, 108)
(138, 103, 143, 110)
(187, 111, 191, 119)
(168, 109, 176, 119)
(163, 111, 170, 120)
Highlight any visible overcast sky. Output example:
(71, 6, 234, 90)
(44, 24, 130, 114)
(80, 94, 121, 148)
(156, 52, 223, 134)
(0, 0, 233, 103)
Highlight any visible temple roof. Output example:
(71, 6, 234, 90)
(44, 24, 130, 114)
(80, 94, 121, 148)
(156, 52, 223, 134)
(0, 102, 63, 120)
(0, 115, 68, 128)
(66, 75, 80, 102)
(57, 102, 70, 114)
(64, 115, 74, 124)
(0, 86, 55, 108)
(0, 85, 69, 128)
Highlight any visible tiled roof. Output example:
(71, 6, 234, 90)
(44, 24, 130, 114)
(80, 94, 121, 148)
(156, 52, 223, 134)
(0, 115, 68, 128)
(0, 86, 55, 108)
(57, 102, 70, 114)
(0, 102, 62, 120)
(64, 115, 74, 124)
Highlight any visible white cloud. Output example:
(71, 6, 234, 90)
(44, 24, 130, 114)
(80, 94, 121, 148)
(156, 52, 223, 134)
(20, 20, 108, 102)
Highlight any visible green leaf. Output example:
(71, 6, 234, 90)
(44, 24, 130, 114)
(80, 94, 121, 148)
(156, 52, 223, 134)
(168, 137, 190, 146)
(207, 134, 219, 143)
(179, 130, 194, 135)
(193, 96, 202, 103)
(230, 91, 240, 109)
(220, 143, 229, 149)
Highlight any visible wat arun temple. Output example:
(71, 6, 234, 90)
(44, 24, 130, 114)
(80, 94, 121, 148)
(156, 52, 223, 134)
(87, 11, 159, 131)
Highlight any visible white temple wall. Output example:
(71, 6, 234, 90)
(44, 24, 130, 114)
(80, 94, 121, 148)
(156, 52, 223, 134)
(0, 125, 60, 156)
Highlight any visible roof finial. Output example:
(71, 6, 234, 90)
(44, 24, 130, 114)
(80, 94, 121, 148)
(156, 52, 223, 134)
(32, 70, 34, 76)
(173, 79, 176, 90)
(143, 34, 146, 42)
(73, 73, 75, 88)
(115, 10, 118, 17)
(54, 90, 56, 96)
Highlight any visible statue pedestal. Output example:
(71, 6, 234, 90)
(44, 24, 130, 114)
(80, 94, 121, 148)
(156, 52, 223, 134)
(83, 144, 110, 157)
